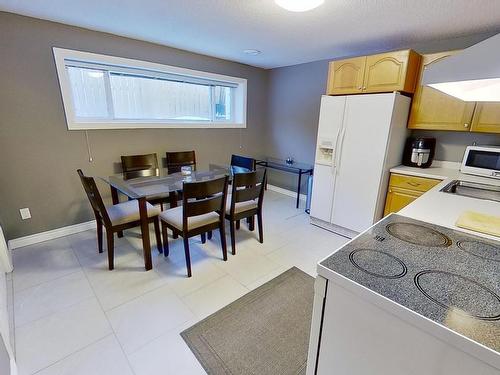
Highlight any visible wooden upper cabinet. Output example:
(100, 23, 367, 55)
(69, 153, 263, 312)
(408, 51, 476, 131)
(326, 50, 421, 95)
(471, 103, 500, 133)
(363, 50, 421, 94)
(327, 57, 366, 95)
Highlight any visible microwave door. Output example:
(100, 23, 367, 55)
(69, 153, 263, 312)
(461, 146, 500, 179)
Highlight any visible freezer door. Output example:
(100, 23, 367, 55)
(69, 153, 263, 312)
(314, 95, 346, 166)
(310, 164, 336, 222)
(330, 94, 397, 232)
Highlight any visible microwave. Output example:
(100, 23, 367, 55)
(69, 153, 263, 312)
(460, 146, 500, 179)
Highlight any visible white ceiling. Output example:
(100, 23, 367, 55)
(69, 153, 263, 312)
(1, 0, 500, 69)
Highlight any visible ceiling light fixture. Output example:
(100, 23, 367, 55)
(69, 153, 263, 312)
(243, 49, 261, 56)
(275, 0, 324, 12)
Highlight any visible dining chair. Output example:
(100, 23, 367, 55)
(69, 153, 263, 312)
(166, 150, 197, 174)
(165, 150, 198, 235)
(121, 153, 159, 179)
(230, 154, 256, 173)
(225, 169, 266, 255)
(230, 155, 257, 230)
(160, 176, 229, 277)
(77, 169, 163, 270)
(121, 153, 171, 210)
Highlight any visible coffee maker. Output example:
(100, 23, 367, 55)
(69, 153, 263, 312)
(402, 137, 436, 168)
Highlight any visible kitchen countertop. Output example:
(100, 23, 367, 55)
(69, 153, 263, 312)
(319, 214, 500, 358)
(391, 160, 500, 241)
(390, 160, 462, 180)
(315, 159, 500, 370)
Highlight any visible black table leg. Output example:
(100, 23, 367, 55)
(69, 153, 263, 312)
(296, 170, 302, 209)
(138, 197, 153, 271)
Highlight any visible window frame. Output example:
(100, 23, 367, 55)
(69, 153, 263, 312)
(53, 47, 247, 130)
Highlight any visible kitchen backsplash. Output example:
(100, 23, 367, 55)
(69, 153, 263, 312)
(411, 130, 500, 162)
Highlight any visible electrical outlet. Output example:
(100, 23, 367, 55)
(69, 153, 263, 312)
(19, 208, 31, 220)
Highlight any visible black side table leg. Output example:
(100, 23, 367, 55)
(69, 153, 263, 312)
(296, 170, 302, 209)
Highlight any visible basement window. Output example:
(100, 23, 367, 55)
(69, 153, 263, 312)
(53, 48, 247, 130)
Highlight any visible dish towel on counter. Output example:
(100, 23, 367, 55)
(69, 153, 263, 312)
(456, 210, 500, 238)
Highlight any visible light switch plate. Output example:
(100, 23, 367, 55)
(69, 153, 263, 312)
(20, 208, 31, 220)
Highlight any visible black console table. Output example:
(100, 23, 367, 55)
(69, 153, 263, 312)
(256, 157, 314, 209)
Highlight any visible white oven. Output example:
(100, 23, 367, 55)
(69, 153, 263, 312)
(460, 145, 500, 179)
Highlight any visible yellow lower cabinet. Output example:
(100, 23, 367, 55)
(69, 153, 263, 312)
(383, 187, 422, 216)
(383, 173, 442, 216)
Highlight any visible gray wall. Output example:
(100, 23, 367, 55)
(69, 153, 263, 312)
(411, 130, 500, 162)
(265, 32, 500, 190)
(0, 12, 269, 239)
(2, 11, 500, 240)
(266, 60, 329, 190)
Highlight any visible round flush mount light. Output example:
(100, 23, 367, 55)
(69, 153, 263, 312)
(275, 0, 324, 12)
(243, 49, 262, 55)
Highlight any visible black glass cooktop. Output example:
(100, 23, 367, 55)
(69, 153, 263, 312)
(320, 214, 500, 353)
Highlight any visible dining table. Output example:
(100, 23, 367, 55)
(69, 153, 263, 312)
(100, 165, 248, 270)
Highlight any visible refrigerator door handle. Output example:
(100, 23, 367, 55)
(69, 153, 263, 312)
(331, 126, 342, 173)
(335, 127, 347, 174)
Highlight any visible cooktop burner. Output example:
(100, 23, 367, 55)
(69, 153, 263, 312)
(386, 222, 452, 247)
(414, 270, 500, 321)
(349, 249, 407, 279)
(457, 240, 500, 262)
(320, 214, 500, 353)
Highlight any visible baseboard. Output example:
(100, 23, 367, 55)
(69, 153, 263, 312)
(8, 220, 96, 250)
(8, 186, 304, 250)
(267, 184, 307, 201)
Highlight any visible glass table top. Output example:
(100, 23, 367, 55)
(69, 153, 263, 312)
(256, 157, 313, 171)
(100, 165, 245, 199)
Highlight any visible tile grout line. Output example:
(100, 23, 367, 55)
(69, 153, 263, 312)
(14, 294, 96, 331)
(74, 246, 138, 375)
(29, 334, 117, 375)
(12, 263, 83, 294)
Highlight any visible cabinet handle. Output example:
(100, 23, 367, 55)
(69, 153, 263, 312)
(464, 123, 469, 128)
(358, 86, 362, 90)
(407, 181, 420, 187)
(363, 86, 366, 90)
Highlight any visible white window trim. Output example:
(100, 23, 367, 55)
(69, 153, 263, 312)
(52, 47, 247, 130)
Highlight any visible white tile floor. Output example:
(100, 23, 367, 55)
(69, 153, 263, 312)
(11, 191, 349, 375)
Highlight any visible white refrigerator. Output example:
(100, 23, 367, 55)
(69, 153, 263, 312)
(310, 93, 410, 237)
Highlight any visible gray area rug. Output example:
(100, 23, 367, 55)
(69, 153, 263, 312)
(181, 267, 314, 375)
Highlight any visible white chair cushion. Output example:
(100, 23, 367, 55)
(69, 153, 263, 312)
(159, 206, 219, 231)
(106, 200, 160, 226)
(226, 194, 258, 215)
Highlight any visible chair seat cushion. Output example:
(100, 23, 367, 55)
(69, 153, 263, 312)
(107, 200, 160, 226)
(159, 206, 219, 231)
(226, 195, 258, 215)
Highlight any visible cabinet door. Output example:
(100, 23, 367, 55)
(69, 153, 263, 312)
(408, 51, 476, 131)
(383, 187, 422, 216)
(327, 57, 366, 95)
(470, 103, 500, 134)
(363, 50, 419, 94)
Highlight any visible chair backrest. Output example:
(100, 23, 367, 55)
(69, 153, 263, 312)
(230, 154, 256, 172)
(121, 153, 159, 180)
(166, 151, 196, 174)
(229, 169, 267, 215)
(77, 169, 111, 225)
(182, 176, 229, 231)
